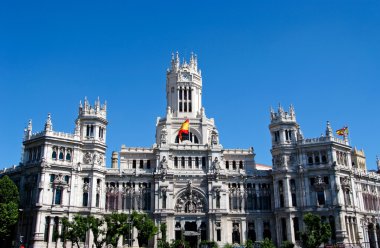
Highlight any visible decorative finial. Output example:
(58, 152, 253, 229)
(326, 121, 333, 137)
(278, 103, 284, 115)
(24, 119, 33, 140)
(289, 104, 295, 117)
(297, 125, 304, 140)
(27, 119, 32, 131)
(270, 107, 275, 120)
(44, 113, 52, 132)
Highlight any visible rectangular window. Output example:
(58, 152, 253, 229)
(44, 216, 50, 242)
(96, 194, 100, 207)
(132, 160, 136, 169)
(139, 160, 144, 169)
(162, 193, 167, 209)
(55, 188, 62, 205)
(317, 191, 325, 205)
(179, 89, 182, 100)
(292, 193, 297, 207)
(202, 157, 206, 169)
(216, 193, 221, 208)
(280, 194, 284, 208)
(90, 125, 94, 137)
(184, 102, 187, 112)
(217, 229, 221, 241)
(147, 160, 151, 169)
(181, 157, 185, 168)
(281, 218, 287, 241)
(179, 102, 182, 112)
(189, 102, 192, 112)
(83, 192, 89, 206)
(293, 217, 300, 240)
(50, 174, 55, 183)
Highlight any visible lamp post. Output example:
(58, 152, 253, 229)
(128, 186, 134, 247)
(18, 208, 24, 248)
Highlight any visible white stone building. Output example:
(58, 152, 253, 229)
(2, 53, 380, 248)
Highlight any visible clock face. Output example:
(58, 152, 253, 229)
(182, 73, 190, 81)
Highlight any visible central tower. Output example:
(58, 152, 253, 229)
(166, 52, 202, 118)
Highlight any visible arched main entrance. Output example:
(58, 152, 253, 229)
(174, 181, 208, 248)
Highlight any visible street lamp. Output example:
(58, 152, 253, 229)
(18, 209, 24, 248)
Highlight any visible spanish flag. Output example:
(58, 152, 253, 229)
(336, 126, 349, 136)
(178, 119, 189, 141)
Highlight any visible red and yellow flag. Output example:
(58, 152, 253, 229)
(178, 119, 189, 141)
(336, 126, 349, 136)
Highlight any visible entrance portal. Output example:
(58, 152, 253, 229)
(184, 222, 199, 248)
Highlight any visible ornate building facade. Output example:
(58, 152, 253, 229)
(2, 54, 380, 248)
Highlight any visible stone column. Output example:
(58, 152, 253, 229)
(283, 177, 291, 208)
(57, 219, 62, 248)
(286, 217, 295, 243)
(304, 177, 310, 206)
(241, 219, 247, 244)
(273, 181, 279, 208)
(373, 225, 379, 248)
(47, 217, 54, 248)
(256, 218, 263, 241)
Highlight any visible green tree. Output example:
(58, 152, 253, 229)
(61, 215, 88, 248)
(87, 216, 106, 248)
(281, 240, 295, 248)
(104, 212, 130, 247)
(245, 239, 254, 248)
(300, 213, 331, 248)
(158, 223, 170, 248)
(261, 238, 276, 248)
(0, 175, 19, 243)
(132, 211, 158, 247)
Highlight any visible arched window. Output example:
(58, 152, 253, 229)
(308, 156, 313, 165)
(66, 152, 71, 161)
(175, 131, 199, 144)
(315, 155, 320, 164)
(59, 150, 64, 160)
(52, 151, 57, 160)
(321, 154, 327, 163)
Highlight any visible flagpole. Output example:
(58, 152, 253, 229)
(346, 125, 351, 145)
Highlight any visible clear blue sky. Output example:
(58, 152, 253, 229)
(1, 1, 379, 170)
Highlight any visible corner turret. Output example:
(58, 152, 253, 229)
(77, 97, 108, 144)
(269, 104, 299, 146)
